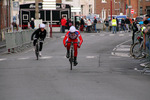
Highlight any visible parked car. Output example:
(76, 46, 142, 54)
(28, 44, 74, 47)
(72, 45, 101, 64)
(136, 16, 143, 24)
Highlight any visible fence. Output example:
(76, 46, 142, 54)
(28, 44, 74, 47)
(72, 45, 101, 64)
(5, 29, 35, 53)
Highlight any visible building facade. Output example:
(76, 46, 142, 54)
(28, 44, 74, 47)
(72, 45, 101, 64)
(0, 0, 11, 41)
(95, 0, 126, 21)
(80, 0, 94, 16)
(62, 0, 81, 16)
(140, 0, 150, 15)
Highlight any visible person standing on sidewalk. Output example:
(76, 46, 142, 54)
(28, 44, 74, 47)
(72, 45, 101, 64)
(30, 18, 35, 29)
(125, 17, 131, 32)
(93, 17, 97, 32)
(80, 17, 84, 32)
(112, 17, 117, 34)
(61, 16, 67, 33)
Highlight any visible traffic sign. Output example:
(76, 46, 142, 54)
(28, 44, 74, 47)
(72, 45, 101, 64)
(131, 9, 134, 14)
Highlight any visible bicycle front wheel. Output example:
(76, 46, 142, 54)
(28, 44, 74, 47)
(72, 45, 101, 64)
(131, 42, 145, 59)
(69, 49, 73, 70)
(35, 44, 39, 60)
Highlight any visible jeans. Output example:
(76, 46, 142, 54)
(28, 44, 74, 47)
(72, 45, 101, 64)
(94, 24, 97, 32)
(112, 26, 117, 33)
(62, 26, 66, 33)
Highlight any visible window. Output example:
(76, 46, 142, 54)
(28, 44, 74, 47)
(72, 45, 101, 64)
(102, 0, 107, 3)
(140, 7, 143, 15)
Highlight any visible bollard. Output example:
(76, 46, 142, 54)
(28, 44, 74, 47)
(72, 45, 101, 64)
(50, 26, 52, 38)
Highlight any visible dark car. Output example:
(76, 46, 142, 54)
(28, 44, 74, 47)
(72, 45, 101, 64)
(136, 16, 143, 23)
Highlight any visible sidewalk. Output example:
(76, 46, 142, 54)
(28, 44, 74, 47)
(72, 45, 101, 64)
(0, 40, 6, 48)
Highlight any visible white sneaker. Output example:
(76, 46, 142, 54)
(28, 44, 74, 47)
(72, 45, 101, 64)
(39, 52, 42, 57)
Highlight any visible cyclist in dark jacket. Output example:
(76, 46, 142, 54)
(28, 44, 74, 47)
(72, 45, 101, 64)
(132, 19, 138, 45)
(31, 24, 47, 56)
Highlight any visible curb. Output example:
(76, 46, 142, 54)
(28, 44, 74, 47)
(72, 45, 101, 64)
(140, 62, 150, 68)
(0, 44, 6, 49)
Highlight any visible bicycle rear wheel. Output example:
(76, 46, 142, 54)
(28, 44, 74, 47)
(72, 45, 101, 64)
(35, 44, 39, 60)
(131, 42, 145, 59)
(69, 49, 73, 70)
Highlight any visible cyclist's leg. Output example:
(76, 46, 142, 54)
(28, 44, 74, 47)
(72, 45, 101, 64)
(66, 40, 71, 58)
(39, 41, 43, 51)
(73, 40, 78, 66)
(33, 39, 37, 46)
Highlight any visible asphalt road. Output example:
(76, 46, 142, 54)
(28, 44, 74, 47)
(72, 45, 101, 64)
(0, 32, 150, 100)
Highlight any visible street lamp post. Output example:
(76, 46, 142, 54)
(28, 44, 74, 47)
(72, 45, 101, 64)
(111, 0, 112, 20)
(35, 0, 39, 19)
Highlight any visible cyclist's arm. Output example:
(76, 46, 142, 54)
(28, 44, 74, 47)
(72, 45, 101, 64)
(42, 30, 47, 41)
(78, 32, 83, 46)
(63, 31, 69, 46)
(31, 29, 38, 40)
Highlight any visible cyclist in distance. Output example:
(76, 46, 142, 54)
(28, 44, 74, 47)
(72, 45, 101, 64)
(63, 26, 83, 66)
(31, 23, 47, 56)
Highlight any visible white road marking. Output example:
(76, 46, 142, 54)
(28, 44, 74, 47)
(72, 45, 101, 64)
(99, 34, 105, 36)
(129, 34, 132, 36)
(109, 34, 115, 36)
(119, 45, 131, 48)
(61, 36, 65, 38)
(18, 57, 30, 60)
(114, 52, 130, 57)
(119, 34, 124, 36)
(0, 58, 7, 61)
(115, 48, 130, 51)
(86, 56, 96, 58)
(41, 56, 52, 59)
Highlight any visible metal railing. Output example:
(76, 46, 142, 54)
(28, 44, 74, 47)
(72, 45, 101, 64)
(4, 29, 35, 53)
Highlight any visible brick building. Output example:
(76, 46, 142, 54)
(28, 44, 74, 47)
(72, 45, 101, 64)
(95, 0, 126, 21)
(95, 0, 150, 20)
(140, 0, 150, 15)
(0, 0, 11, 41)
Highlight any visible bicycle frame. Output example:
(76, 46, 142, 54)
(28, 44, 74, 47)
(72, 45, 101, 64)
(66, 41, 79, 70)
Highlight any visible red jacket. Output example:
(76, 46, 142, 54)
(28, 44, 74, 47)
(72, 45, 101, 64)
(63, 31, 83, 47)
(61, 18, 67, 26)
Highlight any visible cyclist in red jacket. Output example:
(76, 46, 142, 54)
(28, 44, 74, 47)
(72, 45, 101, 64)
(63, 26, 83, 66)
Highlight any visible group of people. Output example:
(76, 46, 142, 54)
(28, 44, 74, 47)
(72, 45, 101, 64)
(31, 23, 83, 66)
(104, 17, 133, 34)
(132, 14, 150, 53)
(60, 16, 98, 33)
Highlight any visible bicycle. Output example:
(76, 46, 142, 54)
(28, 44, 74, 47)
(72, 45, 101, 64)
(33, 38, 43, 60)
(66, 41, 79, 70)
(130, 36, 147, 59)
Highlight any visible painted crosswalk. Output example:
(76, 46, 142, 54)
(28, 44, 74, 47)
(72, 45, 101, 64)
(0, 55, 98, 62)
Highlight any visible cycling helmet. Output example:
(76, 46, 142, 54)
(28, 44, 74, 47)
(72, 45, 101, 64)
(40, 24, 45, 28)
(69, 26, 76, 33)
(139, 21, 143, 25)
(147, 18, 150, 21)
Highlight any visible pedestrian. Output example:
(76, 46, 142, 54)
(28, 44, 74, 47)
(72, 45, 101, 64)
(80, 17, 84, 32)
(93, 17, 97, 32)
(12, 20, 18, 32)
(30, 18, 35, 29)
(109, 19, 112, 32)
(112, 17, 117, 34)
(132, 19, 138, 45)
(61, 16, 67, 33)
(125, 17, 131, 32)
(121, 18, 126, 31)
(87, 19, 92, 33)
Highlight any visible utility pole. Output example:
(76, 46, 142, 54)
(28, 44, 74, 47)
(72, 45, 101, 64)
(124, 0, 126, 15)
(35, 0, 39, 19)
(129, 0, 131, 17)
(111, 0, 112, 20)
